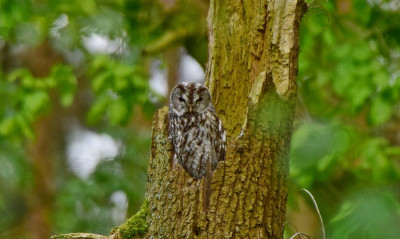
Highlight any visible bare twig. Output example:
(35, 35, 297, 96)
(289, 232, 311, 239)
(283, 221, 300, 234)
(51, 233, 107, 239)
(283, 221, 311, 239)
(300, 188, 326, 239)
(143, 28, 188, 54)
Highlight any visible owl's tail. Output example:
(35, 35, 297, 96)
(201, 162, 212, 212)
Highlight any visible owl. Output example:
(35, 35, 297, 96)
(169, 82, 226, 179)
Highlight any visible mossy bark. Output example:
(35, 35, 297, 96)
(143, 0, 307, 238)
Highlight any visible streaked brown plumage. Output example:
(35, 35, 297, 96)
(168, 82, 226, 179)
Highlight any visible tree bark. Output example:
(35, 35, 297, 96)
(53, 0, 307, 238)
(144, 0, 307, 238)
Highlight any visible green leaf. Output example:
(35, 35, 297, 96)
(16, 114, 34, 138)
(352, 43, 372, 62)
(348, 84, 371, 110)
(317, 154, 335, 172)
(60, 90, 75, 107)
(130, 75, 147, 89)
(109, 99, 130, 125)
(50, 65, 77, 106)
(90, 55, 110, 74)
(22, 91, 50, 115)
(92, 71, 112, 93)
(331, 201, 355, 223)
(372, 70, 389, 88)
(0, 117, 16, 136)
(114, 76, 130, 92)
(78, 0, 97, 15)
(86, 96, 109, 124)
(385, 146, 400, 156)
(60, 75, 77, 107)
(369, 97, 392, 126)
(7, 68, 32, 82)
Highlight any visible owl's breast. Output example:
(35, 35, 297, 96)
(169, 110, 225, 179)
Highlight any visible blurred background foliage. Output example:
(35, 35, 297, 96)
(0, 0, 400, 238)
(288, 0, 400, 238)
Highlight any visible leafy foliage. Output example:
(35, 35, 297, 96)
(0, 65, 76, 138)
(330, 190, 400, 239)
(0, 0, 157, 237)
(87, 55, 149, 125)
(289, 0, 400, 238)
(53, 130, 150, 235)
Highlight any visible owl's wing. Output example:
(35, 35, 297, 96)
(168, 112, 174, 140)
(168, 110, 179, 162)
(212, 113, 226, 164)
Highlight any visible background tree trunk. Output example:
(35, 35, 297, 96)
(144, 0, 307, 238)
(23, 42, 64, 239)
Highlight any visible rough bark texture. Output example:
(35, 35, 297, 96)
(144, 0, 307, 238)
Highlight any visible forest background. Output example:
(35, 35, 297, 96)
(1, 0, 400, 238)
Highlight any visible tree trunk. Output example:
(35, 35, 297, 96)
(23, 41, 64, 239)
(144, 0, 307, 238)
(52, 0, 307, 238)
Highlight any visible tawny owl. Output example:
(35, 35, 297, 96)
(169, 82, 226, 179)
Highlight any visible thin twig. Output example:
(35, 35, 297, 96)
(289, 232, 311, 239)
(51, 233, 107, 239)
(283, 221, 300, 234)
(300, 188, 326, 239)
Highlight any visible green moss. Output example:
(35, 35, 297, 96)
(117, 200, 149, 238)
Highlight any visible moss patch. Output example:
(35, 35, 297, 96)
(117, 200, 149, 238)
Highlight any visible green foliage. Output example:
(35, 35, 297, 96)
(299, 0, 400, 121)
(291, 123, 350, 187)
(330, 189, 400, 239)
(0, 141, 31, 237)
(0, 0, 33, 40)
(87, 55, 149, 125)
(53, 129, 150, 235)
(0, 0, 158, 237)
(290, 0, 400, 238)
(0, 65, 76, 138)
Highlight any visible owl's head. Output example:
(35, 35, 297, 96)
(170, 82, 212, 116)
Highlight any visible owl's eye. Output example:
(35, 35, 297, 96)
(178, 96, 185, 102)
(197, 97, 203, 102)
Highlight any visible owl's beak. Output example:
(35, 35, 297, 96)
(189, 105, 193, 112)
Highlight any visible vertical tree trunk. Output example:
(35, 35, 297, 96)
(22, 42, 64, 239)
(165, 47, 180, 96)
(144, 0, 307, 238)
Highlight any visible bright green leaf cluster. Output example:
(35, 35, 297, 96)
(299, 0, 400, 125)
(0, 0, 33, 40)
(0, 0, 161, 237)
(87, 55, 149, 125)
(0, 65, 76, 138)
